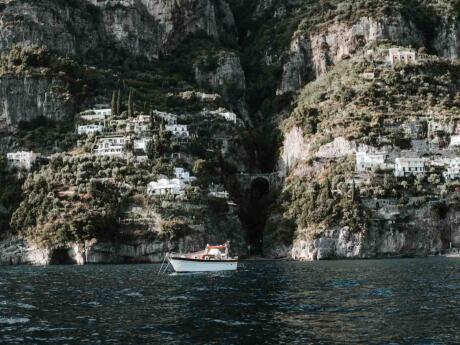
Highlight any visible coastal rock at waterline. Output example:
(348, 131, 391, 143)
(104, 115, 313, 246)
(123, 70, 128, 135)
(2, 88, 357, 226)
(83, 240, 169, 264)
(0, 235, 246, 265)
(0, 238, 51, 265)
(0, 238, 168, 265)
(290, 228, 365, 261)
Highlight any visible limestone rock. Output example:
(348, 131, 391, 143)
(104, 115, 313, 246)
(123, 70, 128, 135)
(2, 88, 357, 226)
(278, 16, 427, 94)
(0, 76, 74, 132)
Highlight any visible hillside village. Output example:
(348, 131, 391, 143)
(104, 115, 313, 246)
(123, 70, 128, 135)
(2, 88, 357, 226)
(268, 43, 460, 260)
(0, 0, 459, 264)
(2, 93, 250, 258)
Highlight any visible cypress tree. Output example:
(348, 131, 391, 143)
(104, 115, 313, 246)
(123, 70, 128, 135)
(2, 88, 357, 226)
(128, 89, 134, 117)
(351, 179, 360, 202)
(116, 89, 121, 116)
(111, 91, 117, 116)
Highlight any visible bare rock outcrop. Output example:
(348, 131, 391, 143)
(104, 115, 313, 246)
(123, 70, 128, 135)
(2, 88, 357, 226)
(278, 15, 460, 94)
(0, 0, 231, 61)
(0, 76, 74, 132)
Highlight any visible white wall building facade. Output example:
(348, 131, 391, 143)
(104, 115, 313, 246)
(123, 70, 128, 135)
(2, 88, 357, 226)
(450, 135, 460, 147)
(133, 138, 152, 152)
(94, 136, 127, 156)
(77, 124, 104, 135)
(126, 115, 151, 133)
(6, 151, 38, 170)
(80, 108, 112, 121)
(394, 157, 427, 177)
(166, 124, 189, 137)
(208, 108, 237, 124)
(147, 178, 186, 196)
(174, 167, 196, 183)
(356, 152, 390, 172)
(153, 110, 177, 125)
(388, 48, 416, 66)
(444, 158, 460, 180)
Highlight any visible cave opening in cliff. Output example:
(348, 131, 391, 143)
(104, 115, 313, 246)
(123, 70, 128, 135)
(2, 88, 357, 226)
(242, 177, 270, 256)
(49, 249, 74, 265)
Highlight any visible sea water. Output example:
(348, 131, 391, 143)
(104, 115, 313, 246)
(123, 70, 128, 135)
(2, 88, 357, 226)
(0, 258, 459, 344)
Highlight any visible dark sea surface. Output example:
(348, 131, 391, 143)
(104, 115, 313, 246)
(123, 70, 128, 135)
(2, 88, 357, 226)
(0, 258, 459, 344)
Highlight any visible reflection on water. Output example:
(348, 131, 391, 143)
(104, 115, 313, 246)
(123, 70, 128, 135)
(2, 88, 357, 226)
(0, 258, 459, 344)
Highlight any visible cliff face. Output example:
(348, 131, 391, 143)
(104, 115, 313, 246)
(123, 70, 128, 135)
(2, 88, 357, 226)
(0, 76, 74, 132)
(0, 0, 228, 61)
(290, 205, 460, 261)
(194, 51, 248, 119)
(1, 0, 460, 264)
(0, 1, 102, 59)
(0, 0, 240, 131)
(269, 40, 460, 260)
(0, 213, 246, 265)
(278, 15, 460, 94)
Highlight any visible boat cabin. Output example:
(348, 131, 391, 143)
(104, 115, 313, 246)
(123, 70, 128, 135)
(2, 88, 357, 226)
(202, 242, 230, 260)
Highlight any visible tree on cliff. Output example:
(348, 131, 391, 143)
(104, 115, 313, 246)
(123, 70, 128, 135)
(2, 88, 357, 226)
(111, 91, 117, 116)
(116, 89, 122, 116)
(128, 89, 134, 117)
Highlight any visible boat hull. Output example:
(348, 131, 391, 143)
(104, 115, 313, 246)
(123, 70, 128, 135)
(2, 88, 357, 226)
(168, 257, 238, 272)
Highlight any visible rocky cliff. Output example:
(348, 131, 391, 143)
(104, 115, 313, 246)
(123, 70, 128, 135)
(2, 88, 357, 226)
(278, 14, 459, 94)
(1, 0, 460, 264)
(0, 0, 230, 61)
(0, 75, 74, 132)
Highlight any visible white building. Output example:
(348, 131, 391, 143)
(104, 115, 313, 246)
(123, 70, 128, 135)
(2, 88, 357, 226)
(208, 108, 238, 124)
(388, 48, 416, 66)
(153, 110, 177, 125)
(133, 137, 152, 153)
(356, 152, 391, 172)
(174, 167, 196, 183)
(362, 72, 376, 80)
(6, 151, 38, 170)
(80, 108, 112, 121)
(208, 184, 229, 199)
(394, 157, 427, 177)
(443, 158, 460, 180)
(209, 190, 229, 199)
(450, 135, 460, 147)
(166, 124, 189, 137)
(77, 124, 104, 135)
(147, 178, 186, 196)
(126, 115, 151, 134)
(94, 136, 128, 156)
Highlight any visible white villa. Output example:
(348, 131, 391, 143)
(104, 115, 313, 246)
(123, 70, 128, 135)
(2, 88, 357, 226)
(208, 184, 229, 199)
(450, 135, 460, 147)
(6, 151, 38, 170)
(94, 136, 128, 156)
(174, 167, 196, 183)
(208, 108, 238, 124)
(153, 110, 177, 125)
(443, 158, 460, 180)
(356, 152, 391, 172)
(166, 124, 189, 137)
(80, 108, 112, 122)
(126, 115, 151, 133)
(77, 124, 104, 135)
(388, 48, 416, 66)
(133, 137, 152, 152)
(147, 178, 186, 196)
(394, 157, 427, 177)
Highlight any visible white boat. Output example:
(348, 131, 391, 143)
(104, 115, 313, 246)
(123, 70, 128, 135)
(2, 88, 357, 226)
(167, 242, 238, 273)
